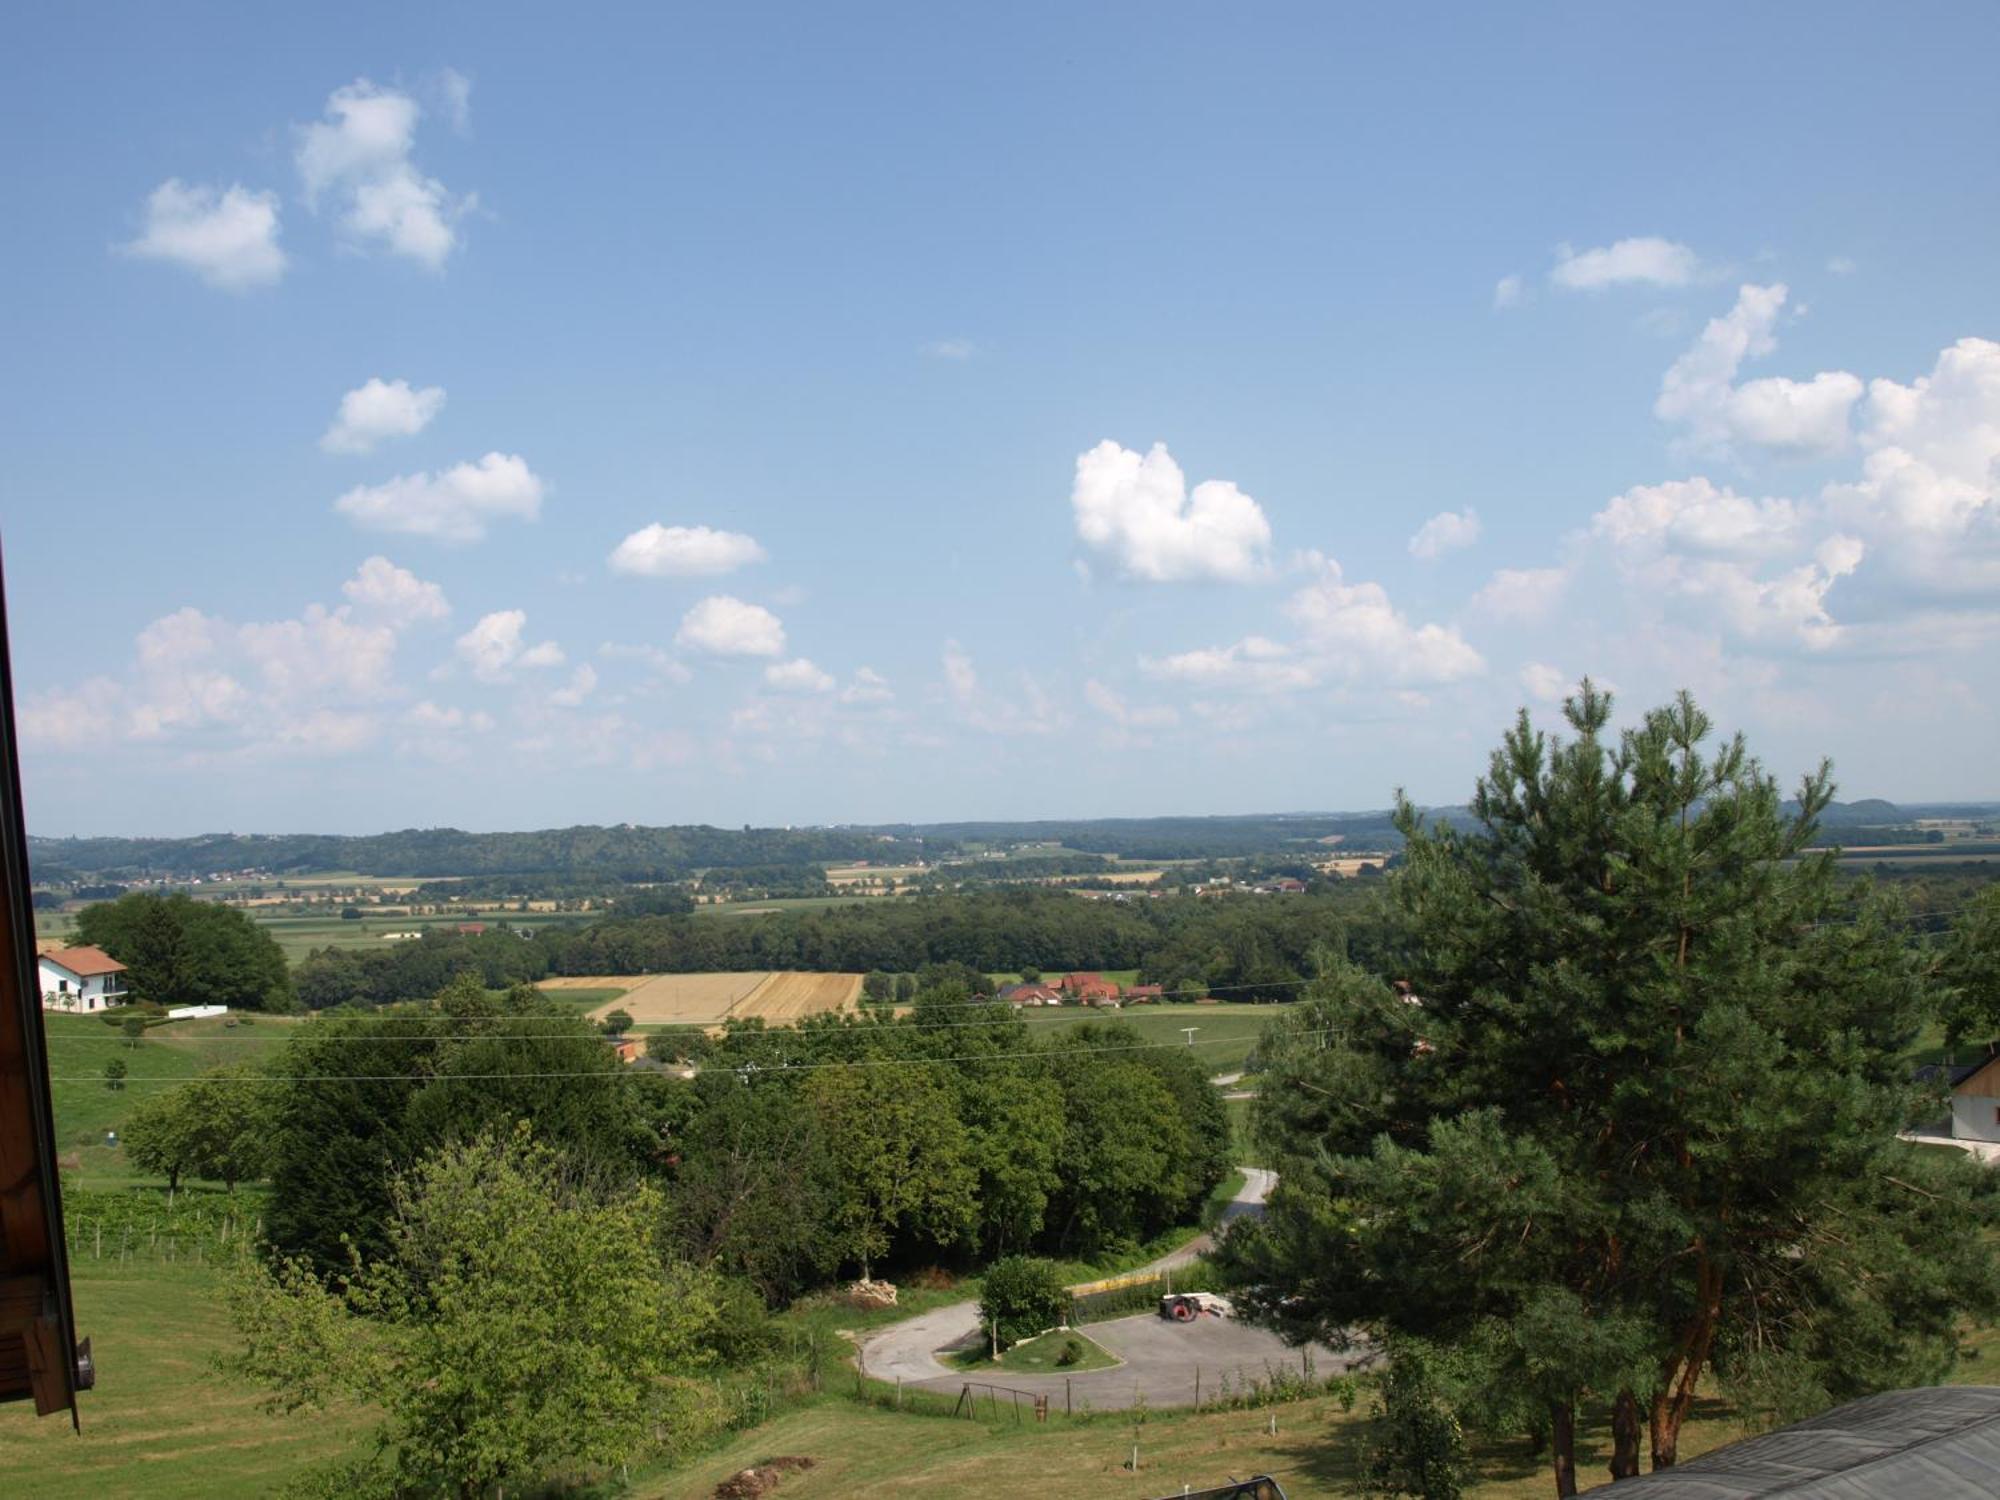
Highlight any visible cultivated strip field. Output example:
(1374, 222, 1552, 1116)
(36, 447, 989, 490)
(553, 971, 863, 1024)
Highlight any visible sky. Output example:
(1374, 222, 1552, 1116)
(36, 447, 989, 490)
(5, 3, 1999, 837)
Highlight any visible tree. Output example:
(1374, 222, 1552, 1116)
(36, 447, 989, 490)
(231, 1127, 721, 1499)
(804, 1063, 975, 1278)
(599, 1007, 634, 1036)
(978, 1255, 1071, 1350)
(103, 1058, 127, 1091)
(1223, 687, 2000, 1496)
(122, 1065, 275, 1195)
(340, 906, 363, 921)
(862, 970, 894, 1005)
(74, 892, 293, 1012)
(1356, 1340, 1474, 1500)
(121, 1013, 146, 1048)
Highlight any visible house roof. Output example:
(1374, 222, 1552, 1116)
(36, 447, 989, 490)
(1914, 1044, 2000, 1089)
(1584, 1386, 2000, 1498)
(38, 945, 125, 978)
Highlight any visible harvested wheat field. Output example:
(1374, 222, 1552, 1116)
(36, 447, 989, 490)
(733, 970, 865, 1021)
(564, 971, 862, 1025)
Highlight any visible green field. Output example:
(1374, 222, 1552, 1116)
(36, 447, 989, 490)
(948, 1328, 1118, 1375)
(1034, 1002, 1289, 1076)
(242, 909, 580, 962)
(43, 1013, 305, 1185)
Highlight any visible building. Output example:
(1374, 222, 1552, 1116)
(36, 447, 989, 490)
(1124, 984, 1164, 1003)
(35, 946, 128, 1013)
(1915, 1048, 2000, 1144)
(1001, 984, 1063, 1007)
(1585, 1385, 2000, 1497)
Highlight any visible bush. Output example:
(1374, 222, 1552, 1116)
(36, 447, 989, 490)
(978, 1255, 1071, 1349)
(1055, 1336, 1083, 1367)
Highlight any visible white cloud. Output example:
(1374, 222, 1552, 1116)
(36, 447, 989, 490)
(676, 596, 785, 657)
(341, 556, 449, 627)
(924, 339, 976, 360)
(296, 79, 469, 268)
(1591, 478, 1802, 558)
(1655, 284, 1861, 458)
(549, 664, 598, 708)
(1071, 440, 1273, 582)
(407, 700, 493, 732)
(321, 378, 446, 454)
(840, 666, 893, 705)
(1551, 237, 1699, 290)
(1470, 566, 1570, 623)
(437, 68, 473, 134)
(598, 641, 695, 685)
(763, 658, 835, 694)
(1140, 637, 1314, 694)
(1827, 256, 1857, 275)
(1284, 562, 1485, 684)
(123, 180, 285, 290)
(1408, 508, 1481, 560)
(334, 452, 544, 543)
(1492, 274, 1524, 310)
(1084, 679, 1179, 731)
(608, 523, 767, 577)
(1519, 662, 1570, 703)
(940, 641, 1064, 735)
(454, 610, 564, 683)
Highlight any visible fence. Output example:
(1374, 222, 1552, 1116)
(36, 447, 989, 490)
(60, 1188, 265, 1267)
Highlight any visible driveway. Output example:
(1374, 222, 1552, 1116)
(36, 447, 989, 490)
(857, 1166, 1359, 1409)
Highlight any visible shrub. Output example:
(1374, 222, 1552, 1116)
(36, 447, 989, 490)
(978, 1255, 1071, 1349)
(1055, 1336, 1083, 1367)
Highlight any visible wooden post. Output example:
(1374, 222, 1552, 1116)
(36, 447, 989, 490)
(1195, 1365, 1201, 1407)
(1066, 1375, 1072, 1414)
(895, 1375, 902, 1410)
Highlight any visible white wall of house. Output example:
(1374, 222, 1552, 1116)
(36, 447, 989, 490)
(1951, 1093, 2000, 1144)
(37, 961, 126, 1013)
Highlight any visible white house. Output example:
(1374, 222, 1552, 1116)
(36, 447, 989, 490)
(37, 946, 129, 1013)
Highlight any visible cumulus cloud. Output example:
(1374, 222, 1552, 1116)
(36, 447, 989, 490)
(1519, 662, 1571, 703)
(840, 666, 893, 705)
(340, 556, 450, 626)
(123, 180, 285, 290)
(1284, 562, 1485, 684)
(1141, 637, 1314, 694)
(1493, 274, 1525, 310)
(17, 562, 459, 754)
(763, 658, 835, 694)
(548, 664, 598, 708)
(1084, 679, 1179, 731)
(334, 452, 544, 543)
(608, 523, 767, 577)
(436, 68, 473, 134)
(1591, 478, 1803, 558)
(1408, 508, 1481, 560)
(1827, 256, 1857, 276)
(676, 596, 786, 657)
(321, 378, 446, 454)
(1470, 566, 1570, 622)
(1655, 284, 1862, 458)
(454, 610, 565, 683)
(296, 79, 470, 268)
(1551, 236, 1699, 290)
(1071, 440, 1273, 582)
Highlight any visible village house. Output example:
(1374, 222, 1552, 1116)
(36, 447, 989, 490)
(1916, 1049, 2000, 1145)
(1124, 983, 1164, 1003)
(1001, 983, 1063, 1007)
(36, 946, 129, 1013)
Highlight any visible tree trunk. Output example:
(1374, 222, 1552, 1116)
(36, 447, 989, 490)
(1651, 1256, 1723, 1469)
(1611, 1389, 1642, 1480)
(1550, 1400, 1578, 1498)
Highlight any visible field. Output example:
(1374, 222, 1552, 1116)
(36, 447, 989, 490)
(1035, 1002, 1291, 1076)
(545, 971, 864, 1025)
(245, 909, 578, 962)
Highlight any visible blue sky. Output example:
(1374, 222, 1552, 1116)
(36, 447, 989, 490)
(6, 3, 1999, 835)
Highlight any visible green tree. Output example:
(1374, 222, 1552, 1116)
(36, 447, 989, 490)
(599, 1007, 634, 1035)
(978, 1255, 1071, 1350)
(75, 892, 293, 1012)
(122, 1066, 275, 1195)
(231, 1127, 720, 1499)
(121, 1012, 146, 1048)
(1356, 1340, 1474, 1500)
(1224, 687, 2000, 1496)
(804, 1063, 976, 1278)
(103, 1058, 127, 1091)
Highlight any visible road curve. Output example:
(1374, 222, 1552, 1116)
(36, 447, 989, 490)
(855, 1165, 1347, 1411)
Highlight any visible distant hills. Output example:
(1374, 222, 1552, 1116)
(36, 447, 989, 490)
(27, 799, 1991, 882)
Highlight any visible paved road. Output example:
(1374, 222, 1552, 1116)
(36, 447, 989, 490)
(858, 1166, 1360, 1409)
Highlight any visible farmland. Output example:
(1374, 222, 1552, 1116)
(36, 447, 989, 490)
(1036, 1002, 1290, 1075)
(544, 970, 864, 1025)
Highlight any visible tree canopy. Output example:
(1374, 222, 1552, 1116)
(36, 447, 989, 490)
(1220, 687, 2000, 1496)
(74, 891, 293, 1012)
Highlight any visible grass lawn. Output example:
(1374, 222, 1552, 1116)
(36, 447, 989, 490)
(247, 909, 579, 962)
(949, 1328, 1119, 1375)
(0, 1261, 372, 1500)
(535, 985, 630, 1013)
(44, 1013, 306, 1185)
(1036, 1002, 1291, 1075)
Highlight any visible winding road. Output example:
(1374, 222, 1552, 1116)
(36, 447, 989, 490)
(857, 1166, 1361, 1410)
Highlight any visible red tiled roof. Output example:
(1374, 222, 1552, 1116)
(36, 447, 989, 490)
(40, 945, 126, 978)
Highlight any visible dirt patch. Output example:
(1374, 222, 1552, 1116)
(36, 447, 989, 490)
(733, 971, 863, 1021)
(714, 1456, 815, 1499)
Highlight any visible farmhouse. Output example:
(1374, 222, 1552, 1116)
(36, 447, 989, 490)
(1124, 983, 1163, 1003)
(36, 946, 128, 1013)
(1001, 984, 1063, 1007)
(1916, 1048, 2000, 1144)
(1058, 971, 1122, 1004)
